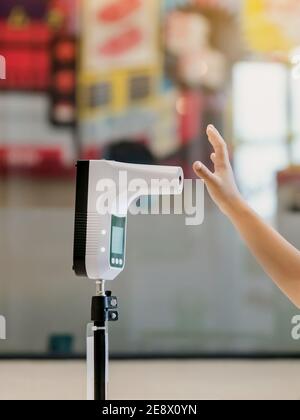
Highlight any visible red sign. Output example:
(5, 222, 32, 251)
(0, 21, 51, 90)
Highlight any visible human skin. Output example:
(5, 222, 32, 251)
(193, 125, 300, 309)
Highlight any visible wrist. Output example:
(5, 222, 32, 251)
(223, 195, 249, 221)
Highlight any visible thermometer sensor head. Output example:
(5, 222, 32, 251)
(73, 160, 184, 281)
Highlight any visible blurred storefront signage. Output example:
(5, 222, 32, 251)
(0, 1, 78, 91)
(243, 0, 300, 53)
(0, 1, 77, 176)
(79, 0, 161, 117)
(79, 0, 180, 161)
(0, 4, 52, 90)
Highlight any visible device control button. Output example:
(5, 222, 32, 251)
(119, 259, 123, 266)
(111, 258, 115, 264)
(115, 258, 119, 265)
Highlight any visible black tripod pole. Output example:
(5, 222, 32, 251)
(92, 280, 107, 401)
(90, 280, 118, 401)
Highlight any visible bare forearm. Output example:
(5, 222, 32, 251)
(193, 125, 300, 308)
(227, 199, 300, 308)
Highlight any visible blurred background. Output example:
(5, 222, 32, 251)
(0, 0, 300, 358)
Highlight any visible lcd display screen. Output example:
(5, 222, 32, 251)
(111, 226, 124, 255)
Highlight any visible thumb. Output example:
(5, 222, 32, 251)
(193, 161, 215, 184)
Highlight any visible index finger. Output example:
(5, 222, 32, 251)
(206, 125, 228, 159)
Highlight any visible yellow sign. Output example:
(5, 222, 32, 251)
(243, 0, 300, 53)
(79, 67, 160, 119)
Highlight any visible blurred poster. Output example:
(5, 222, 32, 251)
(243, 0, 300, 53)
(81, 0, 160, 72)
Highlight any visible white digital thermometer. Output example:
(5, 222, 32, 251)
(73, 160, 184, 281)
